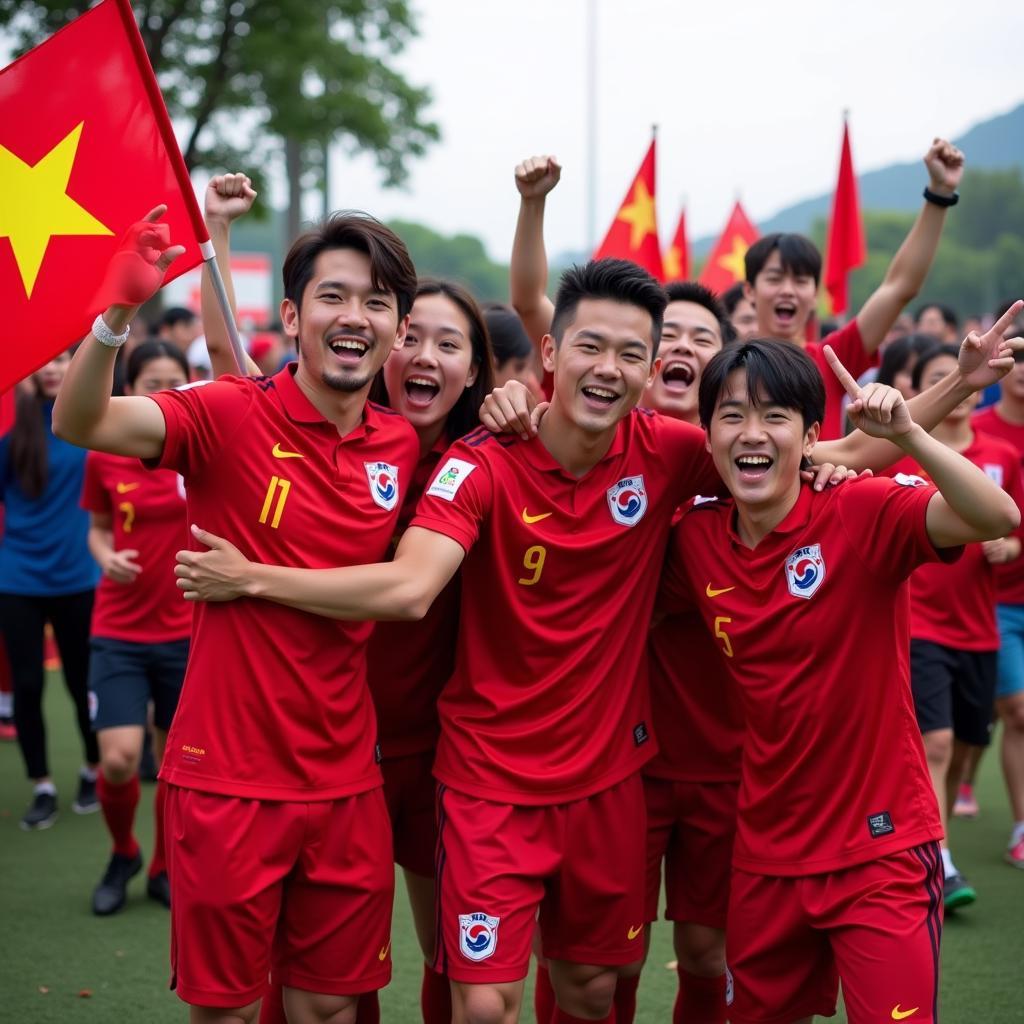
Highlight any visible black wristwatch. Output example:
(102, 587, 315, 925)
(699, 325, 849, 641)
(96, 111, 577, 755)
(923, 187, 959, 207)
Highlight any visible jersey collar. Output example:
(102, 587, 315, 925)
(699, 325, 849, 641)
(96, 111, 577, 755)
(726, 481, 815, 546)
(517, 413, 628, 476)
(272, 363, 382, 435)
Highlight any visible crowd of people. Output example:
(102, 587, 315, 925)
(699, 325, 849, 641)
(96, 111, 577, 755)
(1, 137, 1022, 1024)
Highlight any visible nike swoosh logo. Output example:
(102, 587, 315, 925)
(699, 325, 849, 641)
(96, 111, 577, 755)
(627, 925, 643, 940)
(272, 443, 305, 460)
(378, 941, 391, 961)
(891, 1008, 919, 1021)
(115, 482, 140, 494)
(706, 584, 735, 598)
(522, 508, 552, 524)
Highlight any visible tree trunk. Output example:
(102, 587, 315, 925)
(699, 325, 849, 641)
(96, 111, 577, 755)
(286, 136, 303, 245)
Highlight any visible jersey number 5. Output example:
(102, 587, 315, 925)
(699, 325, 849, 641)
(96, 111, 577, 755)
(518, 544, 547, 586)
(259, 476, 291, 529)
(714, 616, 734, 659)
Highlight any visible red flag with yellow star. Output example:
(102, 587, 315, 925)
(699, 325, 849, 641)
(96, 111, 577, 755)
(698, 201, 760, 295)
(0, 0, 206, 393)
(593, 139, 664, 281)
(663, 207, 690, 282)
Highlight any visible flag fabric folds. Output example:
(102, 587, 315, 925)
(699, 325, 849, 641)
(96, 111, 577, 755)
(593, 138, 664, 281)
(824, 118, 867, 316)
(663, 208, 690, 283)
(0, 0, 206, 394)
(698, 201, 759, 295)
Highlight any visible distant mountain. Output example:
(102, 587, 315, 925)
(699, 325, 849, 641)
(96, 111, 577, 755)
(691, 101, 1024, 256)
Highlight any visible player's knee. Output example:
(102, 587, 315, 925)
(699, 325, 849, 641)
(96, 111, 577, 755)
(455, 984, 515, 1024)
(553, 966, 617, 1020)
(922, 729, 953, 766)
(100, 745, 140, 783)
(674, 935, 726, 978)
(1000, 695, 1024, 732)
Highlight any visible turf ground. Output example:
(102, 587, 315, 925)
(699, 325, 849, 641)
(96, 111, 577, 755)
(0, 676, 1021, 1022)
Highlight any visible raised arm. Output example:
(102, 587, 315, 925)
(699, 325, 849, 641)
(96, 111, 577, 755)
(510, 155, 561, 347)
(52, 207, 184, 459)
(201, 173, 261, 379)
(175, 524, 465, 622)
(853, 139, 964, 354)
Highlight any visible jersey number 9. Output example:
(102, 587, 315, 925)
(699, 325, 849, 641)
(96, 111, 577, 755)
(518, 545, 547, 586)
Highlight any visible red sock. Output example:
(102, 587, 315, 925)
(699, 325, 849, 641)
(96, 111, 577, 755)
(355, 990, 380, 1024)
(673, 968, 726, 1024)
(613, 974, 639, 1024)
(258, 980, 287, 1024)
(98, 774, 140, 858)
(148, 780, 168, 878)
(421, 964, 451, 1024)
(535, 963, 556, 1023)
(552, 1009, 614, 1023)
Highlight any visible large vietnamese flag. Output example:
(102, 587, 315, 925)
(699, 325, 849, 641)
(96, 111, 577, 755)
(0, 0, 207, 394)
(698, 201, 760, 295)
(824, 117, 866, 316)
(593, 138, 664, 281)
(663, 207, 690, 282)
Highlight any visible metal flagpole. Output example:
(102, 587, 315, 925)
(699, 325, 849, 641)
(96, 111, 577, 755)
(585, 0, 598, 252)
(199, 239, 248, 376)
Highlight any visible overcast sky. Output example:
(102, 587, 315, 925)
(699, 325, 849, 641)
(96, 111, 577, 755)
(324, 0, 1024, 260)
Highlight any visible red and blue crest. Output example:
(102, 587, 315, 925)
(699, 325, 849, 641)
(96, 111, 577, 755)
(784, 543, 825, 599)
(364, 461, 400, 511)
(606, 475, 648, 527)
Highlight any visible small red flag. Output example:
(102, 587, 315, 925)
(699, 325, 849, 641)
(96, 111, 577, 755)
(663, 207, 690, 282)
(824, 118, 867, 316)
(0, 0, 207, 394)
(698, 201, 760, 295)
(593, 138, 664, 281)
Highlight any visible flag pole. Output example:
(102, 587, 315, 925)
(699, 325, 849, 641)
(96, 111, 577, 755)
(200, 240, 248, 376)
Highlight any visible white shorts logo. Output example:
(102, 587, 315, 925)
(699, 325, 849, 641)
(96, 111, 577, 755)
(725, 964, 734, 1006)
(894, 472, 928, 488)
(784, 543, 826, 600)
(459, 911, 500, 961)
(607, 475, 648, 526)
(427, 458, 477, 502)
(364, 461, 400, 511)
(88, 690, 98, 723)
(983, 463, 1004, 487)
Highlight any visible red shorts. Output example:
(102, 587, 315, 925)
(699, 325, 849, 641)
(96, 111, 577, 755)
(434, 773, 647, 984)
(727, 842, 943, 1024)
(381, 750, 437, 878)
(165, 785, 394, 1008)
(643, 776, 738, 929)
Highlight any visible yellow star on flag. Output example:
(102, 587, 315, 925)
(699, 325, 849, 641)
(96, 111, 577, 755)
(664, 245, 682, 281)
(0, 122, 113, 299)
(617, 179, 658, 251)
(717, 236, 749, 283)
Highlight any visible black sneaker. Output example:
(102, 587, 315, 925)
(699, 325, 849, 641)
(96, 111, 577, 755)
(92, 851, 143, 916)
(20, 791, 58, 830)
(72, 774, 99, 814)
(146, 870, 171, 909)
(943, 870, 977, 910)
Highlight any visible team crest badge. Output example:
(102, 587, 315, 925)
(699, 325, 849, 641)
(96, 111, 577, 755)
(364, 461, 400, 511)
(607, 475, 648, 526)
(459, 912, 500, 961)
(785, 544, 825, 599)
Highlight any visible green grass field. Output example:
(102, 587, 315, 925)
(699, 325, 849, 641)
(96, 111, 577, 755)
(1, 676, 1021, 1022)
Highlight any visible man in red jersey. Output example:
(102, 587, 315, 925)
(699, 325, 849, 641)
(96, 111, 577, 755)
(53, 206, 420, 1024)
(743, 138, 964, 439)
(659, 331, 1021, 1024)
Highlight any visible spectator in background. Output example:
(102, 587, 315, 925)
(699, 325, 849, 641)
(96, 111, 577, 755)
(155, 306, 201, 354)
(876, 333, 941, 400)
(0, 351, 100, 830)
(720, 281, 758, 341)
(248, 325, 288, 376)
(915, 302, 960, 343)
(483, 302, 543, 396)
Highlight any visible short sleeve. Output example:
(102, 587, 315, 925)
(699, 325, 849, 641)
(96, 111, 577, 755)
(658, 416, 723, 504)
(1003, 456, 1024, 541)
(80, 452, 111, 515)
(409, 440, 494, 554)
(657, 519, 699, 616)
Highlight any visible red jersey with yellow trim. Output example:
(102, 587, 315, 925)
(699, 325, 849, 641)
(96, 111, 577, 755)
(410, 409, 721, 805)
(661, 478, 947, 876)
(886, 433, 1024, 651)
(149, 366, 419, 801)
(81, 450, 190, 642)
(973, 405, 1024, 606)
(368, 438, 459, 758)
(806, 319, 874, 441)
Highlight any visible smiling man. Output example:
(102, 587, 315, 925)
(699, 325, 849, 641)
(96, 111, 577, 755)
(52, 208, 420, 1024)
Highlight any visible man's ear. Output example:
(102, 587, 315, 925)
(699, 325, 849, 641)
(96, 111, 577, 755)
(392, 313, 410, 352)
(280, 298, 299, 339)
(541, 334, 557, 373)
(647, 356, 662, 388)
(803, 421, 821, 459)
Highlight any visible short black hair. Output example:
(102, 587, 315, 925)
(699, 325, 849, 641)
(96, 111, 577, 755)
(551, 258, 666, 356)
(699, 338, 825, 431)
(720, 281, 747, 316)
(160, 306, 197, 329)
(283, 211, 417, 320)
(664, 281, 733, 343)
(125, 340, 190, 387)
(876, 333, 940, 388)
(483, 303, 533, 365)
(745, 233, 822, 287)
(914, 302, 958, 330)
(910, 342, 961, 392)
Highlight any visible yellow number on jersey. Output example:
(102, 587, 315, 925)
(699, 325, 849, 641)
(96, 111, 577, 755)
(518, 544, 547, 586)
(118, 501, 135, 534)
(713, 616, 734, 659)
(259, 476, 291, 529)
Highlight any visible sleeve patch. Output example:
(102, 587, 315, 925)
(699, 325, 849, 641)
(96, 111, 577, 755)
(426, 457, 477, 501)
(894, 472, 928, 488)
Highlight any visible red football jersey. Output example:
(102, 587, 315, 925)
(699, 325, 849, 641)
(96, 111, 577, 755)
(149, 367, 419, 801)
(368, 439, 460, 758)
(806, 319, 875, 441)
(662, 478, 947, 876)
(973, 405, 1024, 605)
(410, 409, 721, 805)
(81, 451, 190, 642)
(886, 432, 1024, 651)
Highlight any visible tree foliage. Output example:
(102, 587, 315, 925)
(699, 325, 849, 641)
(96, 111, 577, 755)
(0, 0, 439, 202)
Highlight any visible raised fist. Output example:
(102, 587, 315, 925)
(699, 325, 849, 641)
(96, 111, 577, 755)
(924, 138, 964, 196)
(205, 173, 258, 224)
(515, 156, 562, 201)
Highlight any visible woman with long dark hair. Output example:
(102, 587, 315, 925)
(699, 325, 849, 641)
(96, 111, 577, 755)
(0, 350, 100, 829)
